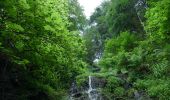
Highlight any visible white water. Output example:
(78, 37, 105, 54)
(69, 76, 101, 100)
(134, 0, 148, 33)
(87, 76, 99, 100)
(87, 76, 93, 99)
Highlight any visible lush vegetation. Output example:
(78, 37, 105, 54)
(0, 0, 170, 100)
(86, 0, 170, 99)
(0, 0, 86, 99)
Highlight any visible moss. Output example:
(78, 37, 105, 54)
(105, 76, 120, 92)
(127, 88, 135, 97)
(114, 87, 125, 97)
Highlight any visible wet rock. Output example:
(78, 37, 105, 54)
(90, 76, 107, 89)
(72, 92, 82, 98)
(70, 76, 107, 100)
(71, 92, 89, 100)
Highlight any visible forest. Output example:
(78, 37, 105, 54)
(0, 0, 170, 100)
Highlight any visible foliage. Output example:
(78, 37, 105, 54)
(106, 0, 144, 36)
(68, 0, 87, 31)
(83, 26, 102, 63)
(92, 0, 170, 99)
(114, 87, 125, 97)
(99, 31, 138, 69)
(0, 0, 87, 99)
(106, 76, 120, 92)
(135, 78, 170, 99)
(1, 0, 170, 99)
(84, 0, 145, 64)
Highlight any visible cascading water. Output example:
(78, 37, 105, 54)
(87, 76, 93, 99)
(134, 0, 148, 33)
(70, 22, 103, 100)
(86, 76, 99, 100)
(69, 76, 102, 100)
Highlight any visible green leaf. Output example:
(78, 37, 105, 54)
(6, 22, 24, 32)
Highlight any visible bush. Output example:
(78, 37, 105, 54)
(106, 76, 120, 92)
(114, 87, 125, 97)
(135, 79, 170, 99)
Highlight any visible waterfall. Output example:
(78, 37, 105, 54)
(86, 76, 102, 100)
(87, 76, 93, 99)
(69, 76, 102, 100)
(134, 0, 148, 33)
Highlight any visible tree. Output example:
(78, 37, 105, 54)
(68, 0, 87, 31)
(0, 0, 87, 99)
